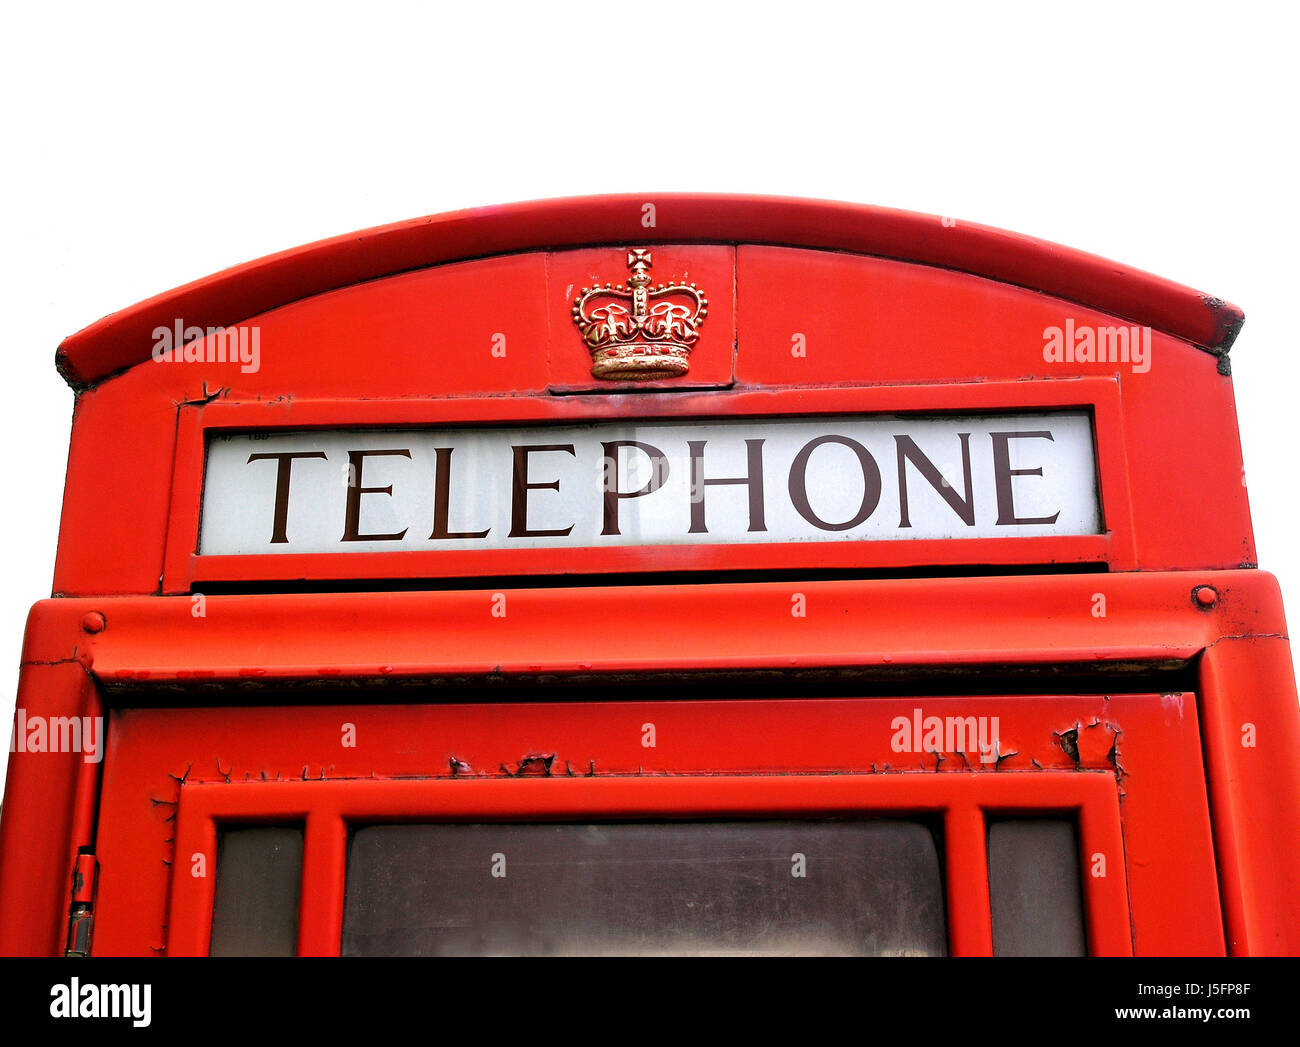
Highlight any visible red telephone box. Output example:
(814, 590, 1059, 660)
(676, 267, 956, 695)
(2, 194, 1297, 957)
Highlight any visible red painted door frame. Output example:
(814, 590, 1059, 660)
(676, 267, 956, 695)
(4, 568, 1297, 955)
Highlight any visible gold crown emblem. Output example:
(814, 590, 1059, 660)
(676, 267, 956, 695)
(570, 250, 708, 381)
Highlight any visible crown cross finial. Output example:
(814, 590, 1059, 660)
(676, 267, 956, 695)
(571, 249, 708, 381)
(627, 249, 653, 282)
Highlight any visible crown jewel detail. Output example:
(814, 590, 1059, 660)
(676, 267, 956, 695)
(570, 250, 708, 381)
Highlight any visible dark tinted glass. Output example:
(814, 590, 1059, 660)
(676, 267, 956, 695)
(987, 817, 1087, 956)
(209, 826, 303, 957)
(342, 820, 946, 956)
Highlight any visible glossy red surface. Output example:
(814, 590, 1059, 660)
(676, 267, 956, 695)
(2, 195, 1294, 957)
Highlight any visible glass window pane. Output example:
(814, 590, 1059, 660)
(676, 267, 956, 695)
(342, 820, 946, 956)
(209, 826, 303, 957)
(987, 817, 1087, 956)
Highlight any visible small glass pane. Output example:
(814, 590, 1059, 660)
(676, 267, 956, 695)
(342, 820, 946, 956)
(987, 817, 1087, 956)
(209, 826, 302, 957)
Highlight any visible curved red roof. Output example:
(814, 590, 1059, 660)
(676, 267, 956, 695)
(55, 193, 1244, 389)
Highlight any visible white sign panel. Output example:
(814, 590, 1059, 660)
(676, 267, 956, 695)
(200, 413, 1101, 555)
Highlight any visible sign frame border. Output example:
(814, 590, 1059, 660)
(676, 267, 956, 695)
(161, 377, 1134, 593)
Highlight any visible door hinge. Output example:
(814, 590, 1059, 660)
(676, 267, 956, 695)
(65, 852, 97, 958)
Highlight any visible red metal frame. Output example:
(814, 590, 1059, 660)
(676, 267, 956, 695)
(47, 226, 1255, 597)
(5, 568, 1296, 956)
(89, 685, 1209, 955)
(164, 774, 1132, 957)
(162, 379, 1133, 590)
(4, 195, 1295, 960)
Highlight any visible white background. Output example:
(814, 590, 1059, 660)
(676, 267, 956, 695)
(3, 2, 1297, 794)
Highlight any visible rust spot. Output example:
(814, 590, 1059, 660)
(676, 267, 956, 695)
(993, 742, 1019, 770)
(1103, 724, 1125, 782)
(1054, 725, 1081, 768)
(1079, 718, 1125, 769)
(517, 752, 555, 776)
(182, 381, 227, 406)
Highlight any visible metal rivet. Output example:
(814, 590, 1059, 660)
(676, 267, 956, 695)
(81, 612, 106, 633)
(1193, 585, 1219, 608)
